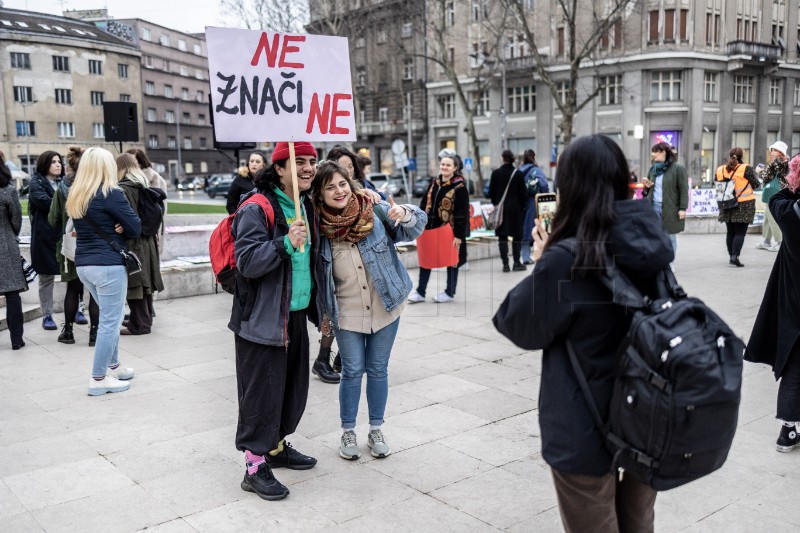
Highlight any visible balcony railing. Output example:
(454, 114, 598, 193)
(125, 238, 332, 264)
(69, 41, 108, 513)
(505, 55, 539, 71)
(726, 40, 782, 62)
(359, 119, 425, 136)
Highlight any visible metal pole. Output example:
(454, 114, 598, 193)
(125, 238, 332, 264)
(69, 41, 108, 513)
(23, 102, 30, 175)
(500, 59, 507, 151)
(406, 91, 413, 190)
(176, 99, 183, 182)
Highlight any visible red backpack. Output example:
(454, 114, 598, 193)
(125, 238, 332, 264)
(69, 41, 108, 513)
(209, 193, 274, 294)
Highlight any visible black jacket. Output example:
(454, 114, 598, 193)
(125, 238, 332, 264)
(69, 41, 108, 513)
(493, 200, 673, 476)
(489, 163, 527, 238)
(226, 174, 255, 214)
(419, 175, 470, 266)
(746, 188, 800, 378)
(28, 172, 62, 275)
(72, 188, 141, 267)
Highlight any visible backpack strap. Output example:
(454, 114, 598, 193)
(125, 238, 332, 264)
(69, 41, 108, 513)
(237, 193, 274, 228)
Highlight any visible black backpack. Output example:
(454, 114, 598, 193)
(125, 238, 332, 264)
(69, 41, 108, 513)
(138, 187, 166, 237)
(566, 259, 743, 491)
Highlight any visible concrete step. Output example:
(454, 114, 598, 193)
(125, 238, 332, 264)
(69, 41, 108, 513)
(0, 302, 42, 331)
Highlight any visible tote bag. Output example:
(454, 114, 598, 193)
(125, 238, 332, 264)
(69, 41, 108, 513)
(416, 225, 459, 269)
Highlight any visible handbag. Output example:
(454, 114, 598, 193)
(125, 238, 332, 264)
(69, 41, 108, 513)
(84, 217, 142, 276)
(21, 256, 37, 284)
(61, 217, 77, 264)
(486, 170, 516, 230)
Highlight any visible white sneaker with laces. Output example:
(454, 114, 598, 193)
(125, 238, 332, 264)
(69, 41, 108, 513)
(88, 375, 130, 396)
(407, 291, 425, 304)
(433, 291, 454, 303)
(769, 242, 781, 252)
(109, 364, 135, 380)
(756, 240, 772, 250)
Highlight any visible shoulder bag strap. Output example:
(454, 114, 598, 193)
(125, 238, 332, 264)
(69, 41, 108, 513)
(497, 170, 516, 206)
(84, 216, 127, 256)
(566, 340, 608, 433)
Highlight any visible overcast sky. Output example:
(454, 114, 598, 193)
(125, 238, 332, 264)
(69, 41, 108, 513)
(3, 0, 228, 34)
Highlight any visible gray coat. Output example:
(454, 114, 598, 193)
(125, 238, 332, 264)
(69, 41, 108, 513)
(0, 185, 27, 293)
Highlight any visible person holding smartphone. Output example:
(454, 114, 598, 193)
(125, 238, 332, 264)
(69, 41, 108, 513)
(641, 142, 688, 255)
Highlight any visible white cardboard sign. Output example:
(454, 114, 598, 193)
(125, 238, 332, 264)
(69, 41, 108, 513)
(205, 26, 356, 142)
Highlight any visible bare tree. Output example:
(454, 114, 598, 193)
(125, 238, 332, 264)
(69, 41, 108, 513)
(219, 0, 309, 33)
(503, 0, 637, 145)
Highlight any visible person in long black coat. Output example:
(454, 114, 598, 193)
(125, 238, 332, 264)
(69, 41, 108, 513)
(489, 149, 528, 272)
(28, 150, 65, 330)
(226, 150, 266, 214)
(746, 159, 800, 452)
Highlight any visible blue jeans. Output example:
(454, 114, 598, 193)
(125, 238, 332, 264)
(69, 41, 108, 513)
(334, 318, 400, 430)
(77, 265, 127, 377)
(521, 196, 536, 262)
(652, 201, 678, 254)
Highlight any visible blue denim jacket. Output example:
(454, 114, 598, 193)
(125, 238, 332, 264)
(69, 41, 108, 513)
(320, 201, 427, 329)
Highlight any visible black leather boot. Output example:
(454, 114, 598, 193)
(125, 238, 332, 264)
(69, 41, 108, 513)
(312, 357, 340, 384)
(729, 255, 744, 267)
(89, 325, 98, 347)
(58, 323, 75, 344)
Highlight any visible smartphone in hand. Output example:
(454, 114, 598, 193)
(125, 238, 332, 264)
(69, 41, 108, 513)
(535, 193, 557, 234)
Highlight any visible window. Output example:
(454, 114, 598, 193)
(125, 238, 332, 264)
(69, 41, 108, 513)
(507, 85, 535, 113)
(164, 85, 173, 98)
(120, 94, 131, 102)
(733, 75, 754, 104)
(10, 52, 30, 69)
(147, 108, 157, 121)
(599, 75, 622, 105)
(438, 94, 456, 118)
(378, 107, 389, 123)
(794, 80, 800, 106)
(90, 91, 104, 106)
(355, 37, 365, 48)
(185, 162, 193, 174)
(650, 9, 689, 43)
(200, 161, 208, 173)
(402, 22, 412, 38)
(118, 63, 128, 78)
(57, 122, 75, 138)
(557, 81, 571, 104)
(794, 132, 800, 154)
(706, 6, 722, 46)
(736, 0, 759, 41)
(650, 71, 682, 102)
(557, 27, 565, 56)
(13, 86, 32, 103)
(732, 131, 752, 163)
(600, 19, 623, 51)
(178, 39, 187, 51)
(88, 59, 103, 75)
(182, 112, 191, 124)
(16, 121, 35, 137)
(193, 43, 202, 55)
(93, 123, 105, 139)
(195, 69, 204, 80)
(446, 1, 455, 26)
(167, 136, 177, 149)
(198, 114, 206, 125)
(165, 110, 175, 123)
(52, 55, 70, 72)
(403, 58, 414, 80)
(163, 60, 171, 72)
(182, 88, 190, 100)
(704, 72, 718, 102)
(160, 34, 170, 46)
(699, 130, 716, 183)
(196, 90, 205, 102)
(180, 65, 189, 76)
(356, 66, 366, 87)
(55, 88, 72, 104)
(377, 29, 387, 43)
(770, 79, 783, 106)
(141, 27, 151, 41)
(144, 55, 153, 68)
(148, 135, 158, 148)
(472, 90, 490, 115)
(145, 81, 155, 95)
(199, 137, 207, 149)
(184, 137, 192, 150)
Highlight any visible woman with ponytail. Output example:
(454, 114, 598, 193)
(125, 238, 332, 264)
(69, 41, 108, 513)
(714, 147, 759, 267)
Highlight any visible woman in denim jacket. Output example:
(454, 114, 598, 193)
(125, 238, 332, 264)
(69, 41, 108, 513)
(313, 161, 426, 461)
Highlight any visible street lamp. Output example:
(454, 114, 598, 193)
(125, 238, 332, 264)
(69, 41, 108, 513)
(18, 99, 38, 175)
(470, 53, 507, 150)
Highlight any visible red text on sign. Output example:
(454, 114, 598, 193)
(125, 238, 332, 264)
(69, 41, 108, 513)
(250, 33, 306, 68)
(305, 93, 352, 135)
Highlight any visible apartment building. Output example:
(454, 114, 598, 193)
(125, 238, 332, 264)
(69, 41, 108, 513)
(0, 8, 142, 173)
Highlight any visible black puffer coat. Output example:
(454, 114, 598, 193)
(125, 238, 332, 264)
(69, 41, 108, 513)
(28, 172, 61, 275)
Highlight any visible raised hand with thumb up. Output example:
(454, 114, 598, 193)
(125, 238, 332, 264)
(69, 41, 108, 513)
(386, 195, 407, 226)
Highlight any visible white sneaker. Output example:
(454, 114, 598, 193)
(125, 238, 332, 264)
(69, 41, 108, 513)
(769, 242, 781, 252)
(432, 291, 454, 303)
(756, 240, 772, 250)
(109, 364, 135, 380)
(407, 291, 425, 304)
(88, 375, 130, 396)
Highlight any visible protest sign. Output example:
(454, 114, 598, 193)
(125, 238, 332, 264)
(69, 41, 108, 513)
(687, 188, 718, 216)
(206, 26, 356, 142)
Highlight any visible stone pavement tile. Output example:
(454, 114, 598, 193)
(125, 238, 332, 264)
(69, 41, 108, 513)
(4, 456, 134, 511)
(323, 493, 502, 532)
(496, 375, 540, 403)
(451, 361, 529, 390)
(0, 480, 25, 519)
(4, 511, 44, 532)
(737, 367, 779, 426)
(171, 359, 236, 384)
(443, 388, 534, 422)
(139, 344, 232, 371)
(0, 433, 98, 478)
(391, 374, 488, 403)
(655, 459, 782, 531)
(73, 417, 187, 456)
(269, 435, 359, 486)
(414, 350, 485, 374)
(411, 331, 488, 352)
(184, 498, 334, 533)
(450, 340, 526, 362)
(0, 393, 43, 422)
(135, 518, 198, 533)
(383, 389, 434, 418)
(140, 459, 243, 517)
(726, 427, 800, 476)
(366, 441, 493, 493)
(432, 466, 555, 530)
(446, 323, 507, 342)
(508, 506, 563, 533)
(740, 413, 781, 438)
(297, 401, 350, 439)
(736, 476, 800, 527)
(680, 504, 797, 533)
(198, 375, 237, 403)
(393, 322, 442, 340)
(293, 468, 417, 524)
(31, 485, 177, 533)
(442, 423, 538, 467)
(382, 404, 488, 451)
(0, 362, 86, 395)
(495, 410, 540, 437)
(387, 338, 435, 360)
(156, 397, 238, 435)
(305, 373, 344, 407)
(496, 351, 543, 376)
(386, 358, 439, 387)
(0, 411, 69, 447)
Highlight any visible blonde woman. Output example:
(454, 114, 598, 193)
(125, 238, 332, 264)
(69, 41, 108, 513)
(116, 154, 165, 335)
(66, 148, 141, 396)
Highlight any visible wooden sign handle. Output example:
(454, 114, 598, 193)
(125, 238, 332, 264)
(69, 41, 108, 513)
(288, 142, 305, 253)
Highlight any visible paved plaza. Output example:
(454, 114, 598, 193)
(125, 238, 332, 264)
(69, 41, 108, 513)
(0, 232, 797, 532)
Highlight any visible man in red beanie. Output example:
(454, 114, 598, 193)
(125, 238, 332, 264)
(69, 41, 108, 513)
(228, 140, 324, 501)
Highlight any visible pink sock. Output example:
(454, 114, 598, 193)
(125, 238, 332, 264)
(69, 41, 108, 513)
(245, 450, 265, 475)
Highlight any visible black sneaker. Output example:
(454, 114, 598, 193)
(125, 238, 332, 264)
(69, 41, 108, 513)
(312, 358, 340, 384)
(240, 463, 289, 501)
(502, 264, 511, 273)
(777, 424, 800, 453)
(264, 441, 317, 470)
(512, 263, 527, 272)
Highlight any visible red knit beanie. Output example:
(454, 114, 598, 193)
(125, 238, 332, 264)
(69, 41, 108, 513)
(272, 141, 317, 163)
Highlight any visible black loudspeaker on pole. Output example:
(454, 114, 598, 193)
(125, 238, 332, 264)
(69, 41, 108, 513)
(103, 102, 139, 151)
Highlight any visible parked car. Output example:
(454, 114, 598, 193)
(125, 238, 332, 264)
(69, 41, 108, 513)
(206, 177, 234, 199)
(413, 176, 432, 198)
(367, 173, 406, 197)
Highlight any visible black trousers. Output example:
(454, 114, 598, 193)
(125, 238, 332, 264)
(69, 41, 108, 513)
(725, 222, 749, 256)
(65, 279, 98, 326)
(235, 310, 310, 456)
(127, 294, 153, 334)
(498, 237, 521, 266)
(418, 267, 459, 297)
(3, 291, 23, 346)
(778, 340, 800, 421)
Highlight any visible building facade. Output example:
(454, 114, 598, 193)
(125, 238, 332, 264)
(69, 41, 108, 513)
(0, 8, 142, 173)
